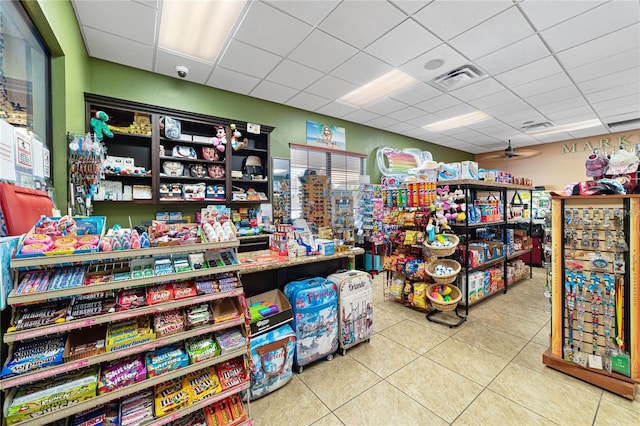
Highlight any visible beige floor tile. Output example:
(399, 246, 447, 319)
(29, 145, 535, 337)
(387, 357, 484, 423)
(489, 363, 600, 424)
(453, 389, 556, 426)
(250, 375, 329, 425)
(311, 413, 345, 426)
(297, 353, 381, 410)
(376, 298, 414, 319)
(601, 389, 640, 414)
(347, 333, 419, 377)
(594, 399, 640, 426)
(333, 381, 447, 426)
(426, 338, 510, 386)
(371, 304, 404, 333)
(472, 308, 544, 340)
(419, 311, 470, 337)
(532, 321, 551, 347)
(490, 301, 550, 326)
(379, 319, 448, 354)
(453, 321, 529, 359)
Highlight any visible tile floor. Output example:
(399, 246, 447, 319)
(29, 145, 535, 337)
(251, 267, 640, 425)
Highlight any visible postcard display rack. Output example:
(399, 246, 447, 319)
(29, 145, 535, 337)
(1, 241, 254, 426)
(543, 194, 640, 400)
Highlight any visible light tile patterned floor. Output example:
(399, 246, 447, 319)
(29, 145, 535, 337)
(250, 268, 640, 425)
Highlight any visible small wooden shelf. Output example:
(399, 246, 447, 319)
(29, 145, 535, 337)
(159, 156, 225, 165)
(103, 173, 152, 179)
(159, 175, 225, 182)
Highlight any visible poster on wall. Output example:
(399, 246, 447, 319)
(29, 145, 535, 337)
(15, 131, 32, 169)
(0, 119, 16, 182)
(306, 120, 346, 150)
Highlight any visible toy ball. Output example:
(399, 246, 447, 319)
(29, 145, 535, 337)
(441, 286, 452, 296)
(430, 292, 444, 301)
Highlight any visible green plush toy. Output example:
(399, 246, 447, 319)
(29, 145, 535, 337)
(90, 110, 114, 141)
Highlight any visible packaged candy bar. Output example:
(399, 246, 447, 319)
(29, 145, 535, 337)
(49, 266, 87, 290)
(185, 334, 220, 364)
(154, 377, 192, 417)
(68, 295, 116, 320)
(107, 317, 153, 346)
(153, 310, 185, 337)
(145, 343, 189, 378)
(1, 335, 66, 378)
(146, 283, 174, 305)
(15, 270, 52, 294)
(170, 408, 206, 426)
(9, 300, 70, 332)
(195, 278, 215, 294)
(120, 390, 154, 426)
(186, 367, 221, 401)
(71, 401, 119, 426)
(172, 281, 197, 300)
(65, 325, 107, 361)
(98, 354, 147, 394)
(214, 327, 246, 353)
(215, 356, 246, 390)
(185, 303, 213, 330)
(116, 288, 146, 311)
(211, 298, 241, 323)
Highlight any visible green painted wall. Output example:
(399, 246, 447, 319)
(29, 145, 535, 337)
(25, 0, 91, 209)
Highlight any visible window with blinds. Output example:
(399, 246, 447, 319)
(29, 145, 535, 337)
(289, 143, 366, 221)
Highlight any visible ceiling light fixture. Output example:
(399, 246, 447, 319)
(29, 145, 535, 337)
(159, 0, 247, 62)
(338, 69, 420, 107)
(526, 119, 602, 136)
(423, 111, 490, 132)
(424, 59, 445, 70)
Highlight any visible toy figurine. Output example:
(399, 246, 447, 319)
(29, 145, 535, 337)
(90, 111, 114, 141)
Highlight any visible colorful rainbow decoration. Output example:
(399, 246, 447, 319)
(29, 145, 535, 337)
(376, 147, 432, 176)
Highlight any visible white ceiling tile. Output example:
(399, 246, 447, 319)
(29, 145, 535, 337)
(390, 0, 431, 15)
(592, 94, 640, 113)
(218, 40, 281, 78)
(385, 122, 418, 133)
(464, 118, 505, 130)
(233, 1, 312, 56)
(405, 127, 431, 138)
(568, 125, 610, 138)
(545, 106, 595, 122)
(463, 144, 490, 154)
(154, 50, 213, 84)
(406, 113, 441, 127)
(83, 27, 154, 70)
(332, 52, 394, 86)
(315, 101, 357, 118)
(134, 0, 159, 8)
(250, 80, 299, 103)
(304, 75, 358, 100)
(417, 94, 461, 113)
(366, 116, 401, 128)
(467, 90, 520, 109)
(265, 0, 340, 26)
(578, 67, 640, 94)
(540, 1, 640, 52)
(450, 78, 504, 102)
(207, 67, 261, 95)
(288, 30, 358, 73)
(390, 83, 444, 104)
(285, 92, 331, 111)
(602, 111, 640, 125)
(533, 132, 576, 143)
(319, 1, 407, 49)
(471, 138, 507, 147)
(399, 44, 470, 83)
(596, 104, 640, 119)
(536, 97, 590, 115)
(525, 85, 582, 107)
(449, 7, 534, 60)
(568, 48, 640, 83)
(586, 83, 640, 104)
(508, 133, 539, 145)
(387, 106, 427, 122)
(365, 19, 441, 67)
(476, 35, 549, 76)
(434, 103, 479, 119)
(498, 109, 548, 126)
(413, 0, 512, 41)
(266, 60, 324, 90)
(74, 0, 157, 44)
(556, 23, 640, 69)
(343, 109, 380, 124)
(510, 72, 573, 99)
(481, 99, 531, 117)
(364, 98, 408, 115)
(519, 0, 606, 31)
(494, 56, 563, 87)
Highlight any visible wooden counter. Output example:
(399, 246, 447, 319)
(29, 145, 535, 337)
(238, 248, 364, 274)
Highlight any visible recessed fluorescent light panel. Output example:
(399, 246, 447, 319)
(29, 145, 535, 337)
(527, 119, 602, 136)
(423, 111, 490, 132)
(159, 0, 247, 62)
(338, 70, 419, 107)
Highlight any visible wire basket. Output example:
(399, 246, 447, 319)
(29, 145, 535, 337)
(424, 234, 459, 258)
(426, 259, 461, 284)
(426, 283, 461, 312)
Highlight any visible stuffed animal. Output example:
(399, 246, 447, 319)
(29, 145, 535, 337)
(211, 126, 227, 153)
(229, 123, 248, 151)
(90, 111, 114, 141)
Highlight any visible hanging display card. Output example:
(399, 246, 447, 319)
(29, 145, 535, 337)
(0, 119, 16, 182)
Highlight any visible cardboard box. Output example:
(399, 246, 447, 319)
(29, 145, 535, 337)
(315, 238, 335, 255)
(437, 162, 461, 181)
(460, 161, 478, 180)
(247, 289, 293, 336)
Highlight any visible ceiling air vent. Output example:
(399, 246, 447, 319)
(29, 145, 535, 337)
(431, 64, 485, 90)
(607, 117, 640, 130)
(522, 122, 554, 131)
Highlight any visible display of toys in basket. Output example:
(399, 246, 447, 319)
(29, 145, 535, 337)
(426, 283, 462, 312)
(426, 259, 461, 284)
(99, 228, 150, 252)
(424, 233, 459, 257)
(18, 215, 106, 257)
(430, 284, 454, 302)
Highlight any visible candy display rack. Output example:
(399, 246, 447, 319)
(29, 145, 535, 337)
(1, 240, 254, 425)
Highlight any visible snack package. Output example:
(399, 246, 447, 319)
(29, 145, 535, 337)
(106, 317, 155, 352)
(8, 300, 70, 332)
(120, 390, 154, 426)
(154, 377, 192, 418)
(172, 408, 207, 426)
(67, 294, 116, 320)
(98, 354, 147, 394)
(215, 356, 247, 390)
(186, 367, 222, 401)
(185, 334, 220, 364)
(116, 288, 146, 311)
(214, 327, 246, 353)
(153, 310, 185, 337)
(1, 335, 66, 378)
(48, 266, 87, 290)
(65, 325, 108, 361)
(14, 270, 52, 294)
(185, 303, 213, 330)
(70, 401, 119, 426)
(172, 281, 197, 300)
(145, 343, 189, 378)
(146, 283, 174, 305)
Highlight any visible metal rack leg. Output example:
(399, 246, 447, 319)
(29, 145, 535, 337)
(426, 307, 467, 328)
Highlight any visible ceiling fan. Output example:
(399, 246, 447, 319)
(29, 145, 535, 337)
(478, 140, 542, 161)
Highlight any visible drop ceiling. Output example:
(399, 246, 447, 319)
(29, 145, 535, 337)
(71, 0, 640, 154)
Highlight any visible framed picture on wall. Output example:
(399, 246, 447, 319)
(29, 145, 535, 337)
(306, 120, 346, 150)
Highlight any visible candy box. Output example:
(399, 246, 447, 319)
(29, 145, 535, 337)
(185, 367, 222, 401)
(214, 327, 247, 354)
(98, 354, 147, 394)
(8, 300, 70, 332)
(211, 297, 242, 324)
(70, 401, 119, 426)
(185, 303, 214, 330)
(146, 283, 174, 305)
(64, 325, 107, 362)
(1, 335, 66, 378)
(185, 334, 220, 364)
(153, 310, 185, 338)
(5, 368, 99, 425)
(153, 377, 192, 417)
(246, 289, 293, 335)
(172, 281, 197, 300)
(120, 390, 154, 426)
(145, 343, 189, 377)
(215, 356, 247, 391)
